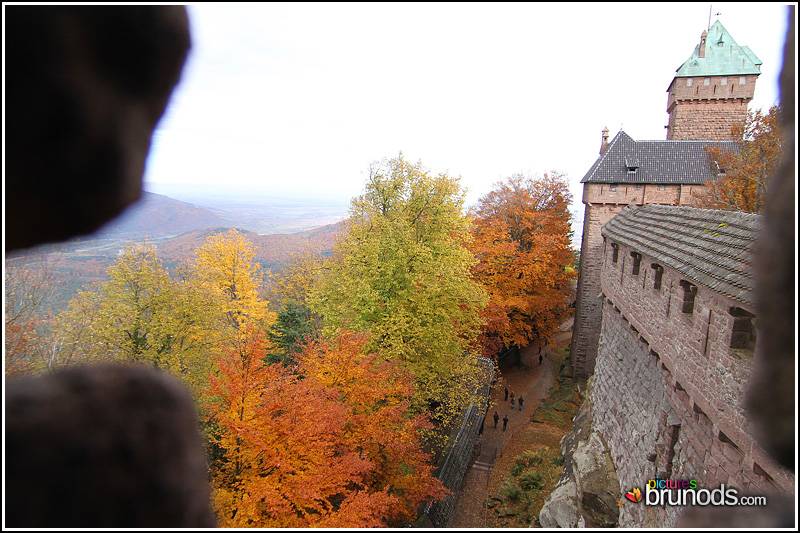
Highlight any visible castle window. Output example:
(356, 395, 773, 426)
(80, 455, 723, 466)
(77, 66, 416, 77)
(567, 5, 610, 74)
(704, 77, 710, 85)
(651, 263, 664, 290)
(657, 184, 666, 191)
(679, 280, 697, 314)
(634, 184, 643, 189)
(740, 76, 747, 85)
(631, 252, 642, 276)
(721, 76, 728, 85)
(729, 307, 757, 355)
(625, 158, 640, 174)
(609, 183, 618, 191)
(611, 243, 619, 263)
(686, 78, 693, 87)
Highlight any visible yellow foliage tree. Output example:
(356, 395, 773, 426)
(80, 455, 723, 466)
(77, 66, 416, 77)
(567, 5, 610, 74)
(193, 229, 270, 329)
(310, 154, 487, 427)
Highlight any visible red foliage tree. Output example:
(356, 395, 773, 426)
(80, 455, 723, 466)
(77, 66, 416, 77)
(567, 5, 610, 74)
(469, 172, 576, 356)
(206, 329, 445, 527)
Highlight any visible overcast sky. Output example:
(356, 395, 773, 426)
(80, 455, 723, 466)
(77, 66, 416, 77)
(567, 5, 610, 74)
(144, 2, 791, 214)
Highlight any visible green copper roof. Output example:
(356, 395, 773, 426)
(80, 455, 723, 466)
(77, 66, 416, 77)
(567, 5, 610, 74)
(674, 20, 762, 78)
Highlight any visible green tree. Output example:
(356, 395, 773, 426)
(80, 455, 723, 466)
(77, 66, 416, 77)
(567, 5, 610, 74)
(265, 300, 314, 365)
(53, 243, 220, 390)
(310, 154, 487, 426)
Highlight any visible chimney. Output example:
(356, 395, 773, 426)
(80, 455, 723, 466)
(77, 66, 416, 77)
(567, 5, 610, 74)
(600, 126, 610, 155)
(699, 29, 707, 58)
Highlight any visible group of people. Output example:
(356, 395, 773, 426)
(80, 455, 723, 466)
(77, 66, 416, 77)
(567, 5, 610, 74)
(492, 386, 524, 431)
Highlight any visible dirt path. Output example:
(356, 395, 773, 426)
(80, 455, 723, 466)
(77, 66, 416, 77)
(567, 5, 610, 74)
(449, 339, 558, 528)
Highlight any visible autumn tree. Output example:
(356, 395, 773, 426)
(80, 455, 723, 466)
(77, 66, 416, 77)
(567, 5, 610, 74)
(207, 330, 444, 527)
(700, 104, 783, 213)
(298, 331, 448, 524)
(52, 243, 221, 390)
(310, 153, 487, 426)
(4, 250, 63, 377)
(469, 172, 576, 357)
(192, 229, 270, 329)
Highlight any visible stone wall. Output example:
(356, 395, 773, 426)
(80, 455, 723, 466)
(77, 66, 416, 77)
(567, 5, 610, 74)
(571, 183, 705, 378)
(570, 200, 622, 379)
(667, 99, 750, 141)
(666, 74, 756, 141)
(587, 237, 794, 527)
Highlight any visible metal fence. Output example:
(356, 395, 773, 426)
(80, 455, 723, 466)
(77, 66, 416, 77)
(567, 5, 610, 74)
(423, 357, 495, 528)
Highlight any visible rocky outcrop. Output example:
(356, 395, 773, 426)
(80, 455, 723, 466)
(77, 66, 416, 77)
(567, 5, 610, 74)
(5, 5, 191, 252)
(539, 386, 620, 528)
(5, 365, 216, 528)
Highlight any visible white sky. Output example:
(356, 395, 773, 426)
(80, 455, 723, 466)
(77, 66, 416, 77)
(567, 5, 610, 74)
(144, 2, 792, 214)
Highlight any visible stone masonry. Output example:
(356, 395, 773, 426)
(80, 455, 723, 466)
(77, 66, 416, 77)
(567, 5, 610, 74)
(588, 205, 794, 527)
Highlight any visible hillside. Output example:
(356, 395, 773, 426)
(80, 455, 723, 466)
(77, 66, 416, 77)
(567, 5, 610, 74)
(156, 222, 344, 271)
(95, 191, 233, 237)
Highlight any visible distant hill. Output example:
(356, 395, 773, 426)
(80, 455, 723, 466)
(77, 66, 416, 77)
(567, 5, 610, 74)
(96, 191, 231, 237)
(156, 222, 345, 271)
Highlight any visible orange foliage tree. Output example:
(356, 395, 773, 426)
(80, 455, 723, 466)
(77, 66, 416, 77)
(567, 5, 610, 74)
(206, 329, 445, 527)
(700, 104, 783, 213)
(469, 172, 576, 356)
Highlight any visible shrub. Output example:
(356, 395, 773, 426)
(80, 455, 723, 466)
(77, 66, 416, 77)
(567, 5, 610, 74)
(514, 449, 544, 468)
(519, 471, 543, 491)
(500, 482, 522, 501)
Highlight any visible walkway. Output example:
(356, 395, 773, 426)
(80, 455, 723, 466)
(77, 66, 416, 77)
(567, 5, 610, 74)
(448, 337, 559, 528)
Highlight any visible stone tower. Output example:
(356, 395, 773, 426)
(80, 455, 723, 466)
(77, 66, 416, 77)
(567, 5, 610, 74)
(666, 20, 761, 140)
(570, 20, 757, 379)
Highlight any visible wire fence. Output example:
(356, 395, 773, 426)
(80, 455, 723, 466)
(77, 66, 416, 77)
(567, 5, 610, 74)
(423, 357, 495, 528)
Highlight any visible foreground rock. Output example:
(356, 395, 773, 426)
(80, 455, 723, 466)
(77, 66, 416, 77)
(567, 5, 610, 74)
(539, 381, 620, 528)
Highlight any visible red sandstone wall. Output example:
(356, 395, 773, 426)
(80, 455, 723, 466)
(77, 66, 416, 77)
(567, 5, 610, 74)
(589, 237, 793, 527)
(666, 74, 756, 141)
(571, 184, 706, 377)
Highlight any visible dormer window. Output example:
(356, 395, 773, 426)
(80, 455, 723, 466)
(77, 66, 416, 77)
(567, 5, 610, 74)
(625, 158, 640, 174)
(713, 160, 727, 175)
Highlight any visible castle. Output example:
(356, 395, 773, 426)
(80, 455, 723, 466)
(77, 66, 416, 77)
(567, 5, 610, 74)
(547, 19, 795, 528)
(570, 19, 761, 380)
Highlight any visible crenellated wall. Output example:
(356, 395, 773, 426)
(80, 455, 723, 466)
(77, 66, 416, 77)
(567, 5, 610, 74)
(666, 74, 756, 141)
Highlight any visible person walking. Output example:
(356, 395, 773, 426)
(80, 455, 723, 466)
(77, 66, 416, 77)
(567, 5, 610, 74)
(511, 396, 515, 409)
(539, 347, 543, 365)
(502, 414, 509, 431)
(518, 396, 524, 411)
(504, 387, 508, 401)
(493, 411, 499, 428)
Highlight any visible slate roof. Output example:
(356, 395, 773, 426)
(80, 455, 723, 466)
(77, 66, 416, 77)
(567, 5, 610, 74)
(601, 204, 761, 306)
(581, 130, 738, 185)
(674, 20, 762, 79)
